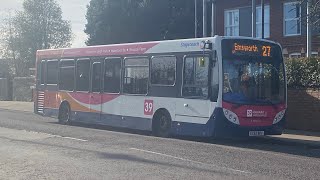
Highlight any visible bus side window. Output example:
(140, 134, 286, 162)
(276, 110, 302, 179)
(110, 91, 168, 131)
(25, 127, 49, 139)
(59, 59, 75, 91)
(92, 62, 102, 93)
(123, 57, 149, 95)
(40, 60, 46, 85)
(76, 59, 90, 92)
(46, 60, 58, 85)
(104, 58, 121, 93)
(211, 62, 219, 102)
(151, 56, 176, 86)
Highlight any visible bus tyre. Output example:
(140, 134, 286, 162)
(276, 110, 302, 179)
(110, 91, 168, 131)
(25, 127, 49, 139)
(153, 110, 171, 138)
(58, 104, 71, 125)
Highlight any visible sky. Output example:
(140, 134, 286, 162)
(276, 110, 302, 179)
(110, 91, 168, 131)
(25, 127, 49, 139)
(0, 0, 91, 48)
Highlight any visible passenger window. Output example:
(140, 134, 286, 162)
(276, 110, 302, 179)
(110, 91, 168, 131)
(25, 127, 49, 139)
(123, 57, 149, 94)
(104, 58, 121, 93)
(59, 59, 75, 91)
(92, 62, 102, 93)
(183, 56, 209, 98)
(46, 60, 58, 85)
(151, 56, 176, 85)
(76, 59, 90, 91)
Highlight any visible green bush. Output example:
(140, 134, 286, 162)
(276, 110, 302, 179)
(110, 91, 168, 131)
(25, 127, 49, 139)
(285, 57, 320, 88)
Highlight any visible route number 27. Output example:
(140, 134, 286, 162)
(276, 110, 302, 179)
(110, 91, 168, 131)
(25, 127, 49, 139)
(144, 100, 153, 115)
(262, 46, 271, 57)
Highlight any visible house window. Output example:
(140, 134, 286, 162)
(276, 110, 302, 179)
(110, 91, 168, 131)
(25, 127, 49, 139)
(256, 5, 270, 38)
(311, 52, 319, 57)
(225, 9, 239, 36)
(284, 2, 301, 36)
(289, 52, 301, 58)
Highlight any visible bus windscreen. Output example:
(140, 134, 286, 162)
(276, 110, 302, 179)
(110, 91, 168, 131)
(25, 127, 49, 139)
(221, 39, 285, 105)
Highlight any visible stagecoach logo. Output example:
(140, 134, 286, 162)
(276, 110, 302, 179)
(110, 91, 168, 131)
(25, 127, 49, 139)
(247, 110, 267, 117)
(247, 110, 253, 117)
(181, 42, 200, 48)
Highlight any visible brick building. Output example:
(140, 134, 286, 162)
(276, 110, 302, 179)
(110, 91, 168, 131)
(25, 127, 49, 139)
(214, 0, 320, 58)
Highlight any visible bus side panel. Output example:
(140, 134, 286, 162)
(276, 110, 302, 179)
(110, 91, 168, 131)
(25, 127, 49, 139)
(43, 90, 59, 118)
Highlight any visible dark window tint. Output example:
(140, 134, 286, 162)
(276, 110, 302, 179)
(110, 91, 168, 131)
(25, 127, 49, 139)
(46, 60, 58, 84)
(104, 58, 121, 93)
(40, 60, 46, 84)
(92, 62, 102, 93)
(183, 56, 209, 98)
(59, 60, 75, 91)
(76, 59, 90, 91)
(123, 57, 149, 94)
(151, 56, 176, 85)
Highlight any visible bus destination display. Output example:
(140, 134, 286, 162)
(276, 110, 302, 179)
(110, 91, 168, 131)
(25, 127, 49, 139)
(232, 43, 271, 57)
(222, 39, 280, 60)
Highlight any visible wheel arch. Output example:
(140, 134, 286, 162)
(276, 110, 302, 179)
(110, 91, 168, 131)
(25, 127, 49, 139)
(152, 108, 172, 129)
(58, 100, 71, 117)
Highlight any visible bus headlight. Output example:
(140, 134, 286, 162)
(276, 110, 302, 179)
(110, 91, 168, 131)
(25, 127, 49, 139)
(273, 109, 286, 124)
(223, 108, 240, 125)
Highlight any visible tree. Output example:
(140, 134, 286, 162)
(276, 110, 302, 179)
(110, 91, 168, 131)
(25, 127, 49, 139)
(300, 0, 320, 29)
(85, 0, 198, 46)
(0, 0, 72, 77)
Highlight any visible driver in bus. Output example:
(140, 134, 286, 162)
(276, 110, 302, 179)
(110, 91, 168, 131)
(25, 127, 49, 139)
(239, 73, 250, 100)
(223, 72, 251, 102)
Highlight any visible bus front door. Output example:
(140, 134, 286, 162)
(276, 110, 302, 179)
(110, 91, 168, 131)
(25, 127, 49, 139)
(90, 60, 103, 123)
(175, 55, 212, 135)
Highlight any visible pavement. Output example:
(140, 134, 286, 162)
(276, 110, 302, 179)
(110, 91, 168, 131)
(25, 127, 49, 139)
(0, 100, 319, 179)
(0, 100, 319, 148)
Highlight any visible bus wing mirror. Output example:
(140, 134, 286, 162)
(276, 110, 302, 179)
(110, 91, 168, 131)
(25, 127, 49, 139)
(212, 50, 217, 67)
(200, 40, 213, 50)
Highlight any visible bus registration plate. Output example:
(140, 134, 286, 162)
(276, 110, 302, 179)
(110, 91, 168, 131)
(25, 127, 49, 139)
(249, 131, 265, 136)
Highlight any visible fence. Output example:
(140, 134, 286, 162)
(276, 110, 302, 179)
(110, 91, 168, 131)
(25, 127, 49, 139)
(0, 78, 9, 100)
(12, 77, 35, 102)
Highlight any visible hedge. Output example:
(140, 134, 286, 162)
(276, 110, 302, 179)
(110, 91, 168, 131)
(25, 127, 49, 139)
(285, 57, 320, 89)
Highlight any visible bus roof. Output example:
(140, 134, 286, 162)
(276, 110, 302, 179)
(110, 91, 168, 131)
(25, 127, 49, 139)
(36, 36, 280, 61)
(36, 37, 216, 61)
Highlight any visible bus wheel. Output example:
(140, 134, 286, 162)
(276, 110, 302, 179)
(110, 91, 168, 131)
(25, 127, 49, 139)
(153, 110, 171, 138)
(58, 103, 71, 125)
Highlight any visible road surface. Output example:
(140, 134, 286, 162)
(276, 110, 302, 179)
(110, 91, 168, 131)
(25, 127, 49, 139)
(0, 108, 319, 179)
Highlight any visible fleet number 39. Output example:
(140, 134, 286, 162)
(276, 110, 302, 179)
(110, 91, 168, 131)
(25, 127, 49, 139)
(144, 100, 153, 115)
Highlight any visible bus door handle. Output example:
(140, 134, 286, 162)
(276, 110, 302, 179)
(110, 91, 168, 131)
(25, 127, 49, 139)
(184, 103, 189, 107)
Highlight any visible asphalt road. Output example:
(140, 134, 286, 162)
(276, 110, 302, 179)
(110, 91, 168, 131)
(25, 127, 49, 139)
(0, 108, 319, 180)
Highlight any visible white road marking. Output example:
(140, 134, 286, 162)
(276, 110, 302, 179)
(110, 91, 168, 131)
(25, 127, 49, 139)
(22, 130, 88, 142)
(130, 147, 250, 174)
(56, 136, 88, 142)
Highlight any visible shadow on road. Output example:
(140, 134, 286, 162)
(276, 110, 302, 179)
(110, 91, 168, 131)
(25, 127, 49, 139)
(51, 121, 320, 159)
(3, 135, 231, 176)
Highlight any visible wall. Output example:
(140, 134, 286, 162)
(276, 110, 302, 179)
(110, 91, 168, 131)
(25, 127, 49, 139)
(286, 89, 320, 131)
(12, 77, 35, 102)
